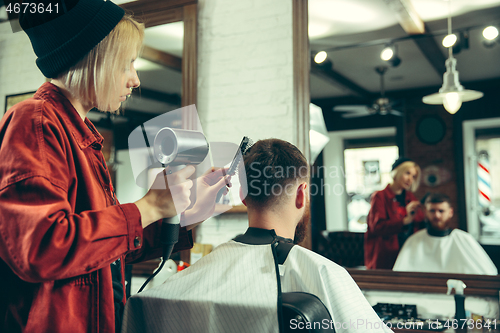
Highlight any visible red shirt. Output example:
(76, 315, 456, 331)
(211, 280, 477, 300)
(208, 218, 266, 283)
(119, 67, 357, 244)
(0, 83, 192, 333)
(364, 184, 424, 270)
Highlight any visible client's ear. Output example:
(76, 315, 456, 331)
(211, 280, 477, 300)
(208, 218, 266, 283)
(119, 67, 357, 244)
(239, 187, 247, 207)
(295, 183, 307, 209)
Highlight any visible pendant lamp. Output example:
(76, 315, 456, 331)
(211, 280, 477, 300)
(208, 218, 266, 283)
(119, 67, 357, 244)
(422, 1, 483, 114)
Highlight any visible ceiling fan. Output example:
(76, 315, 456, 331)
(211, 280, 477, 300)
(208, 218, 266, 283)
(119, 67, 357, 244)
(333, 66, 403, 118)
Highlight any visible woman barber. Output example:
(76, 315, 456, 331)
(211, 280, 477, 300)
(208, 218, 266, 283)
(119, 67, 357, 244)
(364, 158, 425, 270)
(0, 1, 227, 332)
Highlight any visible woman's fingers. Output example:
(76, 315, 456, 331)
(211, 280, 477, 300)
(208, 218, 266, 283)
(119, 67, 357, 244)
(165, 166, 195, 214)
(176, 165, 196, 179)
(213, 175, 230, 191)
(168, 179, 193, 214)
(202, 167, 230, 185)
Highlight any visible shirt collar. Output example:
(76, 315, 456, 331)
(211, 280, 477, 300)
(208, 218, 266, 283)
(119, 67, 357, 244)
(34, 82, 103, 150)
(384, 184, 396, 200)
(384, 184, 408, 202)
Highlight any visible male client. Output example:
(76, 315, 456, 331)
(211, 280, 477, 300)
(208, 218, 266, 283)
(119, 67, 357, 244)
(393, 193, 497, 275)
(122, 139, 391, 333)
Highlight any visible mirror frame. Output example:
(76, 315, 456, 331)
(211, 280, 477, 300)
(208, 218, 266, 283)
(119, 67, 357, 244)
(120, 0, 198, 129)
(120, 0, 197, 264)
(306, 8, 500, 296)
(348, 269, 500, 297)
(121, 1, 500, 297)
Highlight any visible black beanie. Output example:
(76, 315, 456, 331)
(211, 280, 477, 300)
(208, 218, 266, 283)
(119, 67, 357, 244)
(391, 157, 412, 171)
(19, 0, 125, 78)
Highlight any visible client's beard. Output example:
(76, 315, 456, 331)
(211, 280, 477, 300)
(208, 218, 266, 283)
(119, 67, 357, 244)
(294, 199, 311, 244)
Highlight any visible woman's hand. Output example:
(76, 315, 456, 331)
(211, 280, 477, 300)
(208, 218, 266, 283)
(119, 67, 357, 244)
(403, 200, 421, 225)
(135, 165, 196, 228)
(183, 167, 232, 229)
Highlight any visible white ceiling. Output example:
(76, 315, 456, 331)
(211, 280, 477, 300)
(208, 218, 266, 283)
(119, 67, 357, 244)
(309, 0, 500, 100)
(309, 0, 500, 39)
(143, 22, 184, 57)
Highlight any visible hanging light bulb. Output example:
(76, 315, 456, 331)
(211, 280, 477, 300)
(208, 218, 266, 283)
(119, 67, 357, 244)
(423, 56, 483, 114)
(422, 0, 483, 114)
(443, 92, 462, 114)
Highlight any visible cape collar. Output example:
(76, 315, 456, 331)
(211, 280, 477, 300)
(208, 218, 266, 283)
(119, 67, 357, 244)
(233, 227, 294, 245)
(233, 228, 295, 265)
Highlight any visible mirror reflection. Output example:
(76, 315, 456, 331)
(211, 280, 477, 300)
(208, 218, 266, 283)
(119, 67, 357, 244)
(310, 1, 500, 277)
(364, 158, 426, 270)
(393, 192, 498, 275)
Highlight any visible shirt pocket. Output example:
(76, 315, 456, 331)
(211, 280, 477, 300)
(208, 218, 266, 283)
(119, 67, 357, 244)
(55, 273, 98, 331)
(27, 272, 98, 333)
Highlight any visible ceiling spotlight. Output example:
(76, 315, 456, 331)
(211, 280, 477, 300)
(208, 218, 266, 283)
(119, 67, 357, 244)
(380, 45, 401, 67)
(450, 31, 469, 55)
(483, 26, 499, 41)
(314, 51, 328, 64)
(442, 34, 457, 48)
(380, 46, 394, 61)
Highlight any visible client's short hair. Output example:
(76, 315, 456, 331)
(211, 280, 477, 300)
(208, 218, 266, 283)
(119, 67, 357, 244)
(242, 139, 309, 208)
(425, 193, 452, 206)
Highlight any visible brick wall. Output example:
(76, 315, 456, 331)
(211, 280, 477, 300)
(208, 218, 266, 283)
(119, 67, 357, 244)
(197, 0, 294, 144)
(195, 0, 296, 248)
(405, 98, 459, 229)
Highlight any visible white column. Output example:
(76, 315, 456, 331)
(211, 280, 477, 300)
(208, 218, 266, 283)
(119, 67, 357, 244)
(197, 0, 294, 144)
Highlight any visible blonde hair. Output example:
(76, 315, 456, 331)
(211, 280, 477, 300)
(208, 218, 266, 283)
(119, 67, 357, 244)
(391, 161, 421, 192)
(57, 15, 144, 112)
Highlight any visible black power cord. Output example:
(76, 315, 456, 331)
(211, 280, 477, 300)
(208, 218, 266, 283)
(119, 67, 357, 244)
(138, 218, 180, 293)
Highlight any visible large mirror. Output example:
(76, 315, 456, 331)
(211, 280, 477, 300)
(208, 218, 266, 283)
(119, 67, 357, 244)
(308, 0, 500, 291)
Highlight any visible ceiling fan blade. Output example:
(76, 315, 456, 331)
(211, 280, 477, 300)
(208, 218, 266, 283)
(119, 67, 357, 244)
(389, 109, 403, 116)
(333, 105, 372, 113)
(341, 112, 371, 118)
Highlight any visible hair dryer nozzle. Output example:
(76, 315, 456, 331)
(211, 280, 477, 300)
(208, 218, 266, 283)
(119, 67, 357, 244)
(154, 128, 209, 166)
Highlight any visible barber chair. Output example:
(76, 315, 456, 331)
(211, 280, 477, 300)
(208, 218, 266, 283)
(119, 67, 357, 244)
(282, 292, 336, 332)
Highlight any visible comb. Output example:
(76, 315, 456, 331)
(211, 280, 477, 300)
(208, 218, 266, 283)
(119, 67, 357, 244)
(216, 136, 253, 202)
(227, 136, 253, 176)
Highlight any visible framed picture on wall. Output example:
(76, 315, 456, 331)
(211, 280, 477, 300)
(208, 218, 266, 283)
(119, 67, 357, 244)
(363, 160, 381, 186)
(4, 92, 36, 114)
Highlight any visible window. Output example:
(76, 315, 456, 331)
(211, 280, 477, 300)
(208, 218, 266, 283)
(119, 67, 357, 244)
(323, 127, 398, 232)
(344, 145, 398, 232)
(463, 118, 500, 245)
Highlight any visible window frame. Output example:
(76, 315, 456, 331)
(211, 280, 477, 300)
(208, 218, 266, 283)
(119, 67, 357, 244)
(323, 127, 397, 231)
(463, 117, 500, 245)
